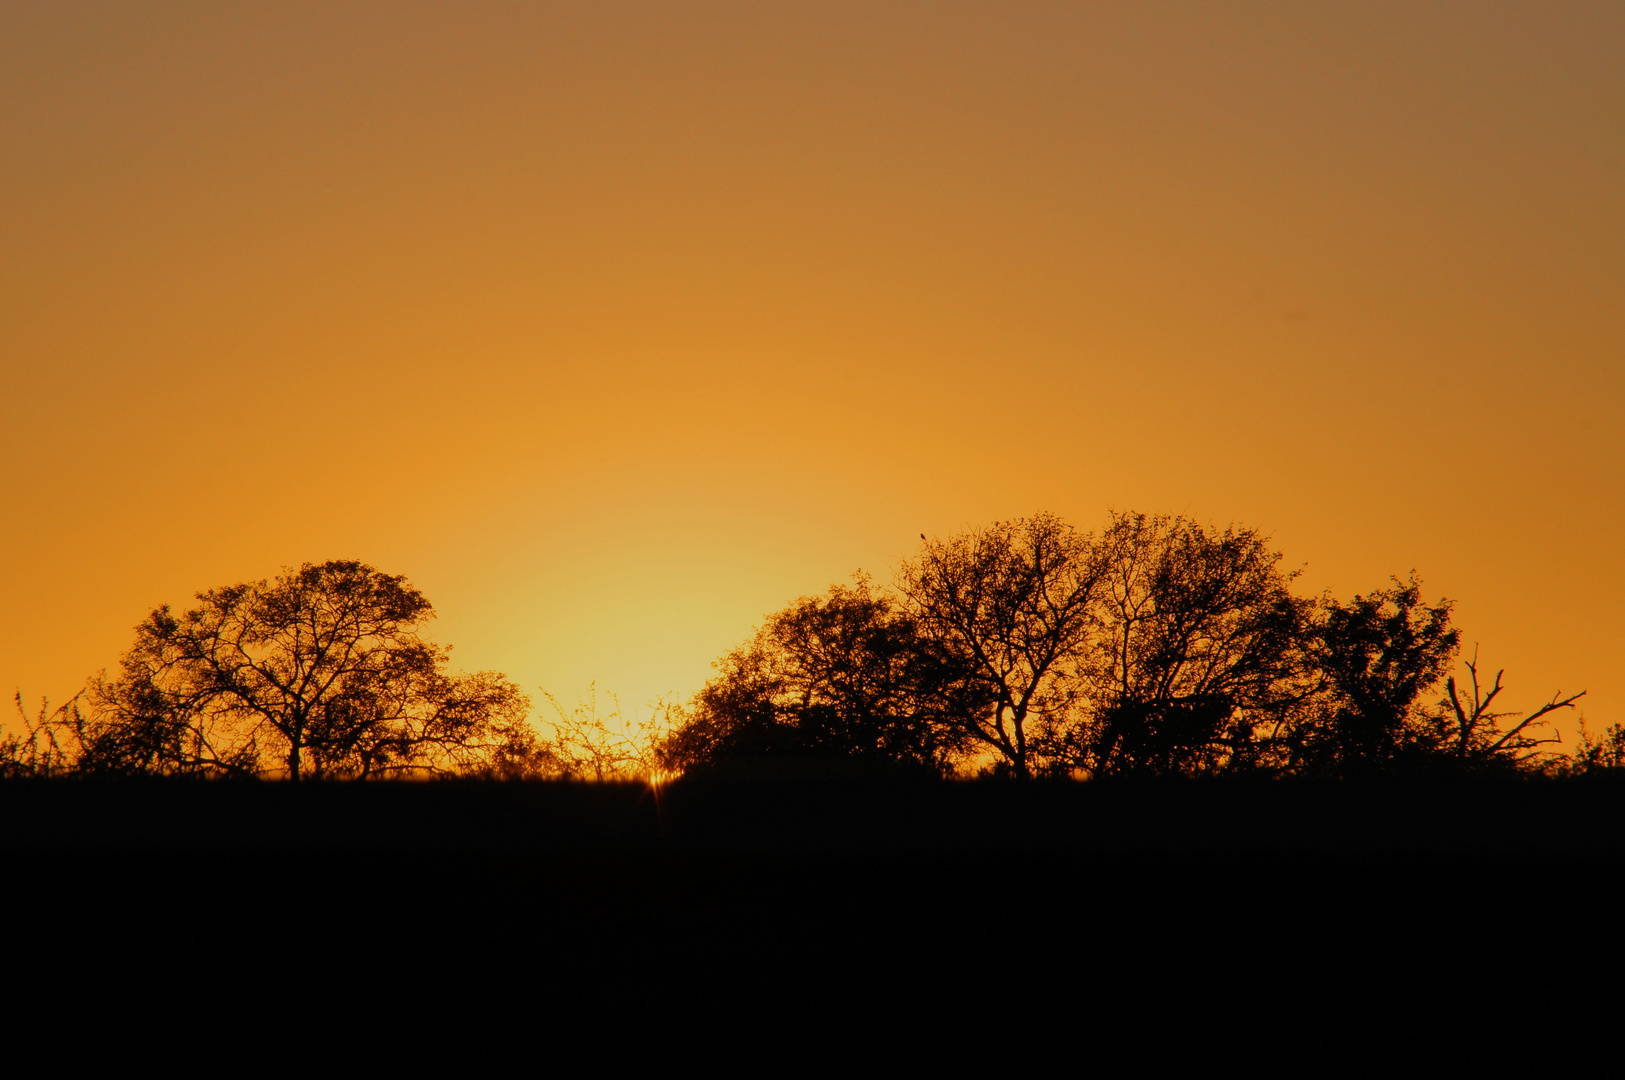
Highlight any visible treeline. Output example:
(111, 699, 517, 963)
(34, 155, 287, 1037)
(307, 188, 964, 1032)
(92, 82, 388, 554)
(661, 512, 1618, 780)
(5, 512, 1620, 782)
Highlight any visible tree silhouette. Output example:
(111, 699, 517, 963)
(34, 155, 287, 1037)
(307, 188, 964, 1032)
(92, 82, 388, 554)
(86, 560, 531, 779)
(1294, 573, 1459, 776)
(1428, 649, 1582, 771)
(896, 515, 1103, 778)
(657, 576, 982, 776)
(7, 513, 1597, 786)
(1077, 513, 1315, 777)
(1567, 718, 1625, 775)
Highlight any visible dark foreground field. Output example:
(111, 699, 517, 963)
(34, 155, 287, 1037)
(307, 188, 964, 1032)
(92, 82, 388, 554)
(6, 778, 1621, 1040)
(12, 774, 1625, 855)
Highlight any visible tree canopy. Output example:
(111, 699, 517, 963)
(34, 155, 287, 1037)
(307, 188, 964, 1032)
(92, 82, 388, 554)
(660, 514, 1588, 781)
(2, 514, 1596, 784)
(895, 514, 1102, 779)
(1290, 574, 1460, 775)
(657, 576, 982, 777)
(1076, 513, 1316, 777)
(81, 561, 531, 779)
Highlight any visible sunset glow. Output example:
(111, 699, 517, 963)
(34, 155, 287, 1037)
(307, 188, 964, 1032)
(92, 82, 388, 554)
(3, 2, 1620, 745)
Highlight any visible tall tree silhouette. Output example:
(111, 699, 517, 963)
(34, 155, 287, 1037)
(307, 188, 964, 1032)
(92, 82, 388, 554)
(896, 515, 1103, 778)
(88, 561, 530, 779)
(658, 577, 982, 776)
(1078, 513, 1315, 777)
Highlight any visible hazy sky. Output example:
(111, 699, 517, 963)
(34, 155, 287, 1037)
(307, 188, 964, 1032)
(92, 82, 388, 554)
(4, 2, 1621, 742)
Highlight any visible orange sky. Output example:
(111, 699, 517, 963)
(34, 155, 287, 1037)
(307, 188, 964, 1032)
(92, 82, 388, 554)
(4, 2, 1621, 746)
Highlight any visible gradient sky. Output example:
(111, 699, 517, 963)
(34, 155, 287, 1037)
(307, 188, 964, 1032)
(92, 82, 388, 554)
(4, 2, 1621, 745)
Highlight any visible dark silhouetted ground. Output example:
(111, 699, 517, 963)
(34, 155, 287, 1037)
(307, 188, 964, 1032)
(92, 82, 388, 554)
(6, 778, 1619, 1043)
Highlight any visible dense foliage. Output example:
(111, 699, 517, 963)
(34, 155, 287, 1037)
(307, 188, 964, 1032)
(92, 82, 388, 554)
(656, 576, 984, 777)
(656, 512, 1595, 780)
